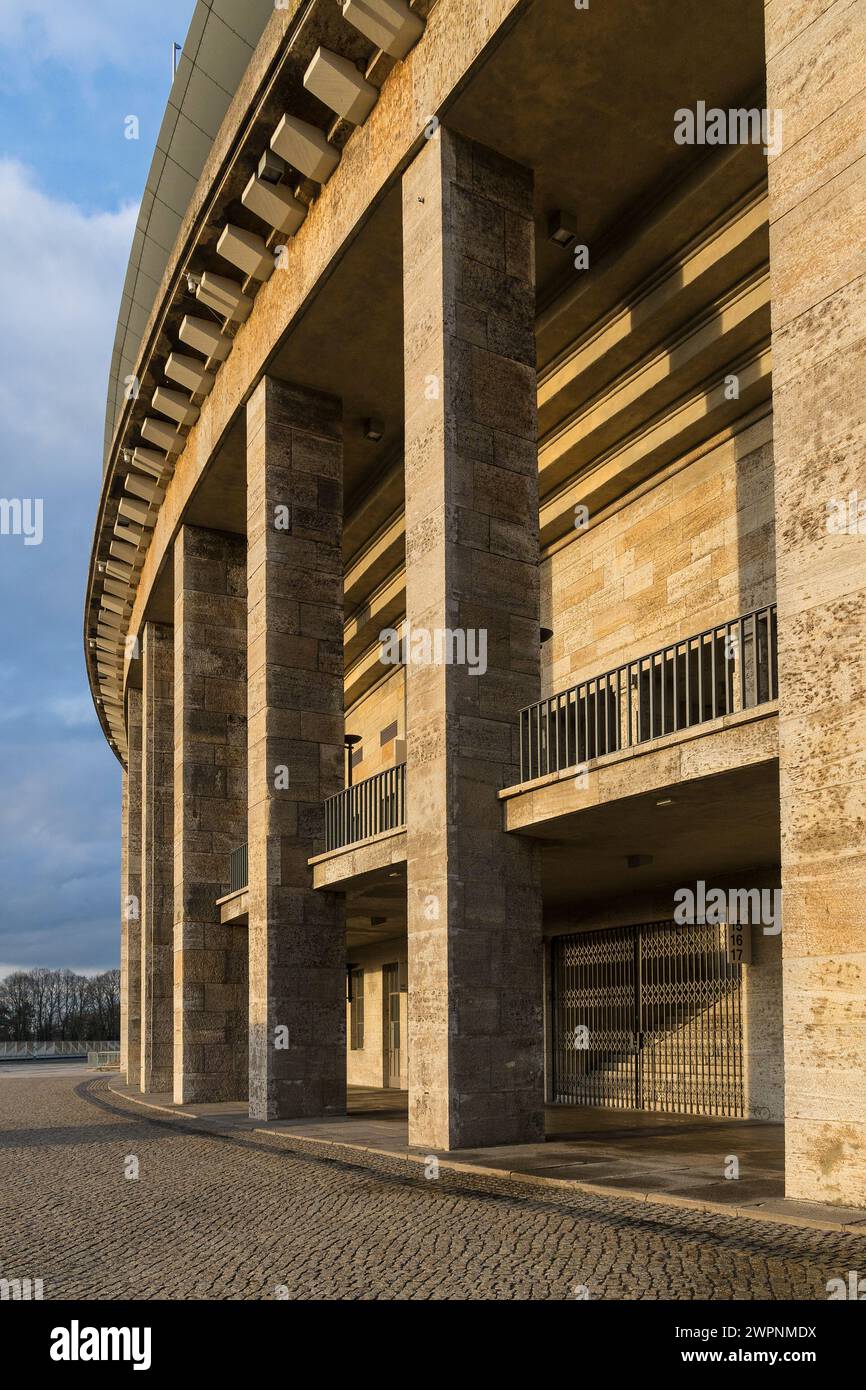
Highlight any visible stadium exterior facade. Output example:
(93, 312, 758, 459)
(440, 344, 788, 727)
(85, 0, 866, 1206)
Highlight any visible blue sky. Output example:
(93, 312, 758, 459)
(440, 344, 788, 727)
(0, 1, 195, 973)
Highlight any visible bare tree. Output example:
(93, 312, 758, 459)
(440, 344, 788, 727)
(0, 968, 120, 1041)
(0, 973, 32, 1039)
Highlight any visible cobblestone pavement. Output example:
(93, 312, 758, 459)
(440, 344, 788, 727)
(0, 1073, 863, 1301)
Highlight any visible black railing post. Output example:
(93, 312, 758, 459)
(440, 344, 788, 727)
(229, 843, 248, 893)
(322, 764, 408, 853)
(510, 604, 778, 787)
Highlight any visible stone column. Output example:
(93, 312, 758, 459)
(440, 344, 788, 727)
(120, 687, 142, 1088)
(120, 772, 129, 1079)
(765, 0, 866, 1206)
(139, 621, 174, 1093)
(173, 525, 248, 1104)
(402, 126, 544, 1150)
(246, 377, 346, 1121)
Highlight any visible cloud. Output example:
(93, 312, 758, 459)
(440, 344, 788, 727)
(45, 695, 98, 728)
(0, 0, 185, 78)
(0, 162, 132, 972)
(0, 727, 119, 971)
(0, 159, 137, 464)
(0, 4, 195, 975)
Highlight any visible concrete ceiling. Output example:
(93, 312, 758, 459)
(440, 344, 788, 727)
(136, 0, 769, 655)
(344, 861, 407, 946)
(530, 759, 781, 911)
(446, 0, 767, 332)
(330, 756, 782, 941)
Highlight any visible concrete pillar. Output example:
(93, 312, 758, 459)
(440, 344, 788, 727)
(402, 126, 544, 1150)
(173, 525, 248, 1104)
(139, 621, 174, 1093)
(120, 687, 142, 1087)
(120, 772, 129, 1079)
(246, 377, 346, 1121)
(765, 1, 866, 1206)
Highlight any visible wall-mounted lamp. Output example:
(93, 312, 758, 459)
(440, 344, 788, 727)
(344, 733, 362, 786)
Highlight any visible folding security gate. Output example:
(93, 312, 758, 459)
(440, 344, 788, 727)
(550, 921, 744, 1117)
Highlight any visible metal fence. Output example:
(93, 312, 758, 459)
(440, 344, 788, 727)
(519, 605, 777, 782)
(229, 843, 248, 894)
(324, 763, 406, 853)
(0, 1041, 120, 1060)
(550, 921, 744, 1118)
(87, 1050, 121, 1068)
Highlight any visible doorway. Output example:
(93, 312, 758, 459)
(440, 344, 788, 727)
(382, 963, 401, 1088)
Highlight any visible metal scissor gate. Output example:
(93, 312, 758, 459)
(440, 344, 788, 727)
(550, 921, 744, 1118)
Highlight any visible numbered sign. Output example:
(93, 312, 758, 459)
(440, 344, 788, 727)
(725, 922, 751, 965)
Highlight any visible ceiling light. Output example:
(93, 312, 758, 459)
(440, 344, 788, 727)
(627, 854, 653, 869)
(548, 209, 577, 248)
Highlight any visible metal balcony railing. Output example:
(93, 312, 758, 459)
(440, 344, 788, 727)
(229, 843, 248, 894)
(518, 605, 778, 784)
(324, 763, 406, 853)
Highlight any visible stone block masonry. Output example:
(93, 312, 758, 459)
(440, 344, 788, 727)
(173, 525, 248, 1104)
(140, 621, 174, 1093)
(246, 377, 347, 1121)
(765, 0, 866, 1205)
(402, 126, 544, 1149)
(120, 688, 142, 1088)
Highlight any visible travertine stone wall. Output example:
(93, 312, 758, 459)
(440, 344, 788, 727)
(173, 525, 248, 1104)
(120, 687, 142, 1087)
(764, 0, 866, 1205)
(140, 621, 174, 1094)
(344, 667, 406, 782)
(402, 126, 544, 1150)
(543, 414, 775, 692)
(345, 938, 409, 1090)
(120, 772, 129, 1078)
(246, 377, 346, 1121)
(743, 918, 784, 1123)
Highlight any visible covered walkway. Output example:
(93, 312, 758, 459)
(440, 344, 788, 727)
(267, 1089, 785, 1210)
(109, 1081, 785, 1211)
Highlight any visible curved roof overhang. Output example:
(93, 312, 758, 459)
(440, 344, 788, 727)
(104, 0, 277, 469)
(84, 0, 519, 765)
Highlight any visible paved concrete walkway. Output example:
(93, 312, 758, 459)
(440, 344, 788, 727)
(4, 1070, 864, 1300)
(108, 1082, 866, 1234)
